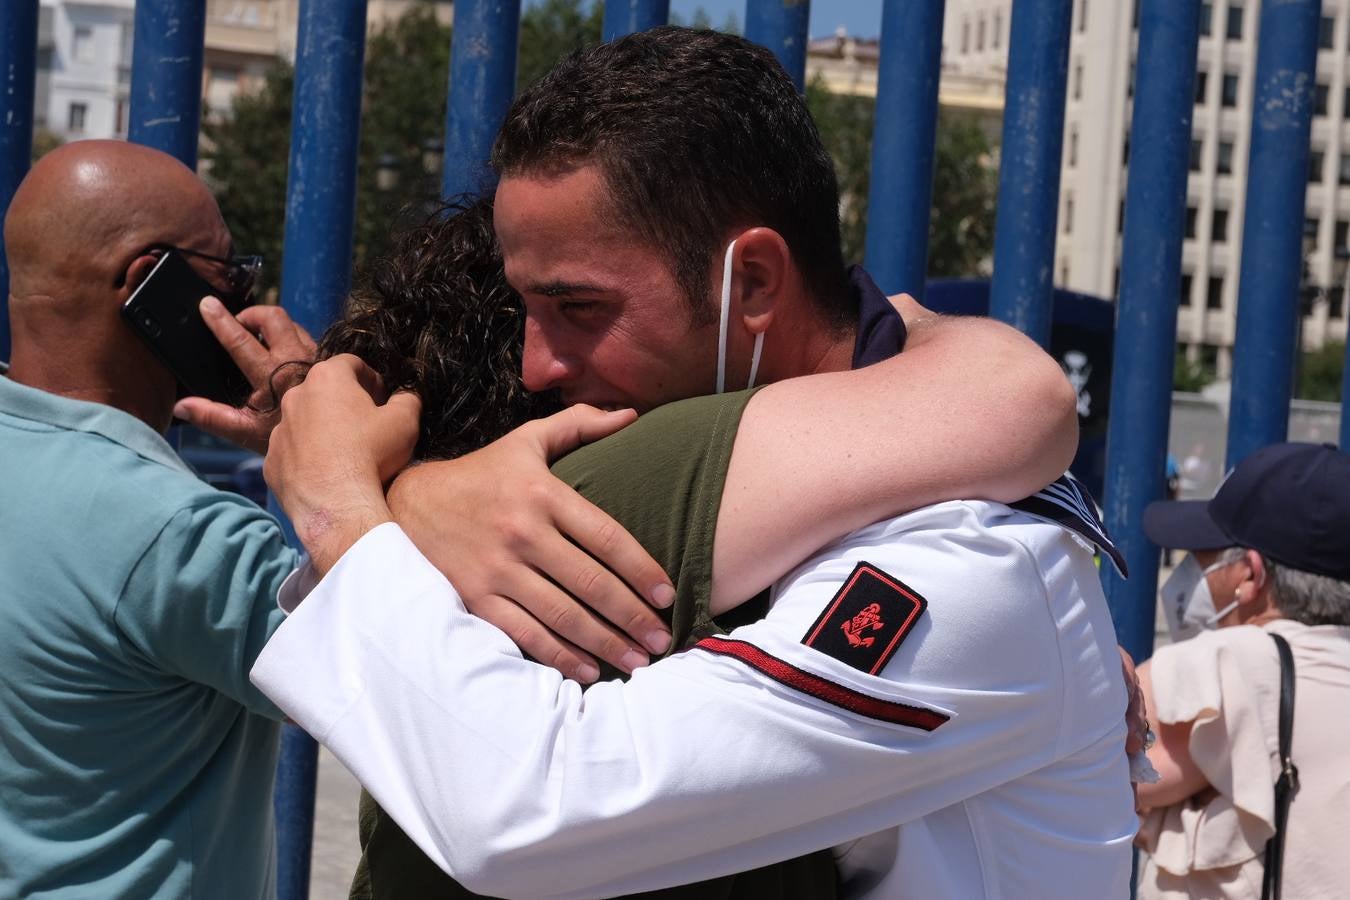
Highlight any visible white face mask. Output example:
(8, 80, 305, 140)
(715, 238, 765, 394)
(1159, 553, 1242, 642)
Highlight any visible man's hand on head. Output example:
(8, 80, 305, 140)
(173, 298, 317, 453)
(387, 405, 676, 685)
(263, 354, 420, 574)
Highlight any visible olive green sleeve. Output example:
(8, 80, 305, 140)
(550, 387, 764, 661)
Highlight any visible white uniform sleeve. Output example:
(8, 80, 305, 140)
(251, 504, 1123, 900)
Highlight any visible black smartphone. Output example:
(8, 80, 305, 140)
(121, 250, 253, 406)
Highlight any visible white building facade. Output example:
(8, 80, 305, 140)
(40, 0, 134, 142)
(943, 0, 1350, 379)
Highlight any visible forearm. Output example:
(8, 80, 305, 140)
(711, 313, 1077, 611)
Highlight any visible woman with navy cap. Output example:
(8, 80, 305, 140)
(1135, 443, 1350, 900)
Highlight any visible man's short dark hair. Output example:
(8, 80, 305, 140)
(492, 26, 853, 327)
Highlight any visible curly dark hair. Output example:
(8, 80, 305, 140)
(316, 197, 558, 460)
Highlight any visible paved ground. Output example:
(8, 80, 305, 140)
(310, 747, 364, 900)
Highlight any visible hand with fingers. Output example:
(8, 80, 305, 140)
(388, 405, 676, 685)
(263, 354, 421, 575)
(173, 296, 317, 453)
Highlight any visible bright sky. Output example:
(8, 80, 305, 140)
(671, 0, 885, 38)
(522, 1, 887, 40)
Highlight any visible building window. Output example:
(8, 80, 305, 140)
(1206, 277, 1224, 309)
(1064, 194, 1074, 234)
(1199, 343, 1220, 371)
(115, 98, 128, 136)
(67, 102, 87, 133)
(1212, 208, 1229, 242)
(993, 11, 1002, 49)
(1068, 126, 1078, 167)
(1195, 70, 1208, 105)
(1310, 150, 1325, 183)
(1123, 136, 1130, 166)
(1320, 15, 1336, 50)
(1315, 82, 1330, 117)
(72, 25, 94, 63)
(1217, 139, 1234, 174)
(962, 19, 970, 53)
(1335, 219, 1349, 248)
(1133, 0, 1140, 30)
(1128, 62, 1136, 99)
(1222, 73, 1239, 107)
(1073, 60, 1083, 100)
(1227, 5, 1244, 41)
(1060, 259, 1070, 285)
(1186, 205, 1198, 239)
(1200, 2, 1213, 36)
(1330, 289, 1345, 320)
(1119, 199, 1126, 235)
(1340, 155, 1350, 186)
(1078, 0, 1087, 33)
(1181, 274, 1194, 307)
(977, 14, 986, 51)
(1190, 139, 1204, 172)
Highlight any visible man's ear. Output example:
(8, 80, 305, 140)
(121, 253, 160, 297)
(733, 227, 794, 335)
(1240, 548, 1269, 605)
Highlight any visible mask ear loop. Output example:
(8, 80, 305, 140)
(747, 330, 764, 389)
(716, 238, 737, 395)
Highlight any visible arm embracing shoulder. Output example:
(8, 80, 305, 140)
(711, 304, 1078, 610)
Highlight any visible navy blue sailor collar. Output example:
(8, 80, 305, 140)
(848, 266, 908, 368)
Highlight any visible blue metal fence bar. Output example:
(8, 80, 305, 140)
(744, 0, 811, 92)
(862, 0, 945, 299)
(1101, 0, 1203, 665)
(0, 0, 39, 362)
(603, 0, 670, 40)
(127, 0, 207, 168)
(988, 0, 1073, 348)
(273, 2, 369, 897)
(1227, 0, 1321, 468)
(442, 0, 520, 200)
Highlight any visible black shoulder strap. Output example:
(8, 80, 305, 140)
(1261, 633, 1298, 900)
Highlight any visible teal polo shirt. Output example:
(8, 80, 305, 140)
(0, 373, 299, 899)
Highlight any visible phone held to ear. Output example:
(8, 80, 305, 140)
(121, 250, 253, 406)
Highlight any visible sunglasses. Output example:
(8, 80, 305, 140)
(148, 244, 263, 306)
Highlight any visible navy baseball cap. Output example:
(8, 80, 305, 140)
(1143, 442, 1350, 581)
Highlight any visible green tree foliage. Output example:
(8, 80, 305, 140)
(805, 75, 998, 276)
(1297, 340, 1345, 402)
(1173, 349, 1215, 393)
(517, 0, 603, 91)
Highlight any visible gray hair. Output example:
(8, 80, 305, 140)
(1220, 546, 1350, 626)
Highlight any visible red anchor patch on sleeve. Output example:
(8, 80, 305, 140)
(802, 562, 927, 675)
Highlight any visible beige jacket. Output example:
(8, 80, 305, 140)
(1138, 619, 1350, 899)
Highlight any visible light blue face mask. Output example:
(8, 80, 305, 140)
(715, 238, 765, 394)
(1159, 553, 1243, 642)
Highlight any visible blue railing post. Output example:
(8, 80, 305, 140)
(273, 2, 369, 898)
(863, 0, 945, 299)
(603, 0, 670, 40)
(0, 0, 39, 362)
(1227, 0, 1321, 468)
(442, 0, 520, 200)
(988, 0, 1073, 348)
(1101, 0, 1203, 665)
(127, 0, 207, 168)
(744, 0, 811, 92)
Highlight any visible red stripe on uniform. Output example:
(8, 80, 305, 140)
(695, 636, 950, 732)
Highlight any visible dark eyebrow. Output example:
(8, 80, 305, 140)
(527, 280, 609, 297)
